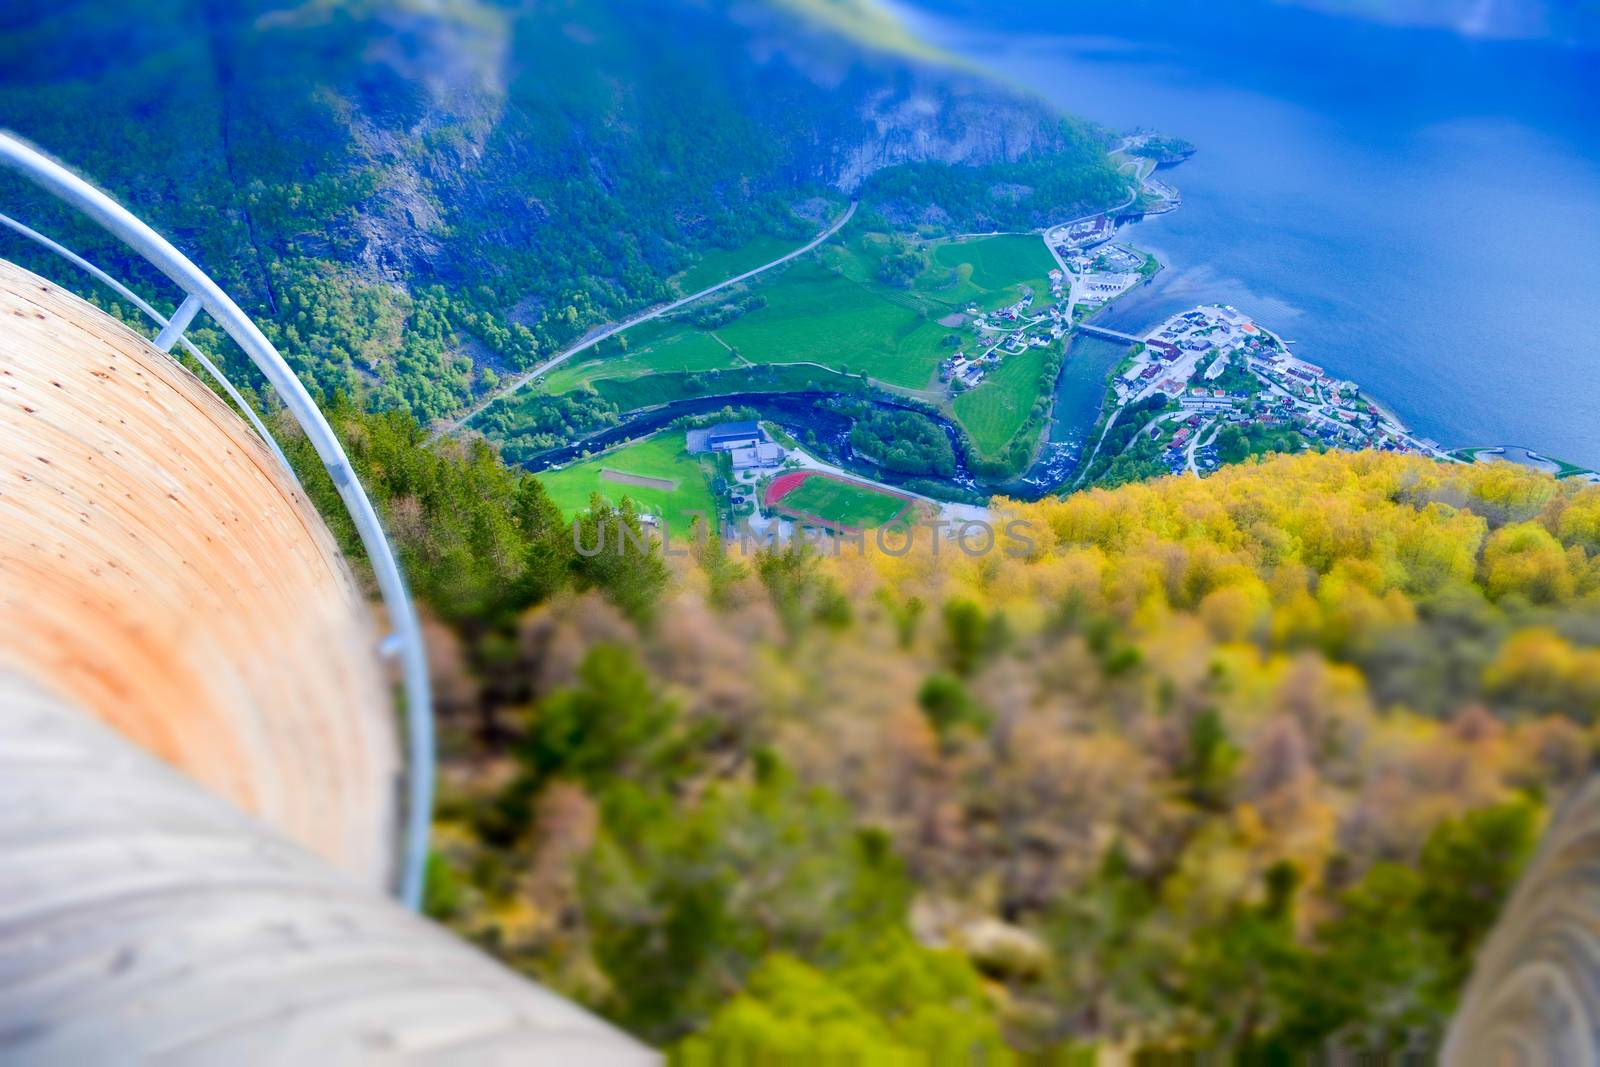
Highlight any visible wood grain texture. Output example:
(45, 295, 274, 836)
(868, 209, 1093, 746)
(0, 258, 398, 889)
(0, 672, 653, 1065)
(1444, 778, 1600, 1067)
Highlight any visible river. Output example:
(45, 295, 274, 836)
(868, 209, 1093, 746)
(522, 390, 988, 499)
(898, 0, 1600, 467)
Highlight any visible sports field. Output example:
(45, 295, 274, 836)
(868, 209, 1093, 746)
(538, 432, 717, 534)
(764, 470, 913, 530)
(953, 347, 1049, 457)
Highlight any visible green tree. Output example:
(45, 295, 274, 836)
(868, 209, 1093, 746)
(1271, 798, 1540, 1054)
(1179, 861, 1305, 1055)
(1045, 843, 1172, 1040)
(521, 644, 683, 791)
(1417, 798, 1541, 989)
(757, 546, 851, 638)
(582, 755, 911, 1040)
(676, 934, 1009, 1064)
(1177, 709, 1241, 810)
(571, 495, 670, 621)
(1216, 425, 1250, 465)
(917, 672, 989, 741)
(1274, 862, 1449, 1053)
(942, 598, 1006, 677)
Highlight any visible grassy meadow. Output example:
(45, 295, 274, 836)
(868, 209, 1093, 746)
(498, 230, 1067, 474)
(543, 322, 737, 392)
(537, 230, 1063, 401)
(537, 432, 718, 534)
(953, 346, 1049, 457)
(589, 362, 869, 410)
(670, 234, 798, 295)
(923, 234, 1057, 310)
(712, 260, 944, 388)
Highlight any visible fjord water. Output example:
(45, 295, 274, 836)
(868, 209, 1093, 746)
(902, 0, 1600, 466)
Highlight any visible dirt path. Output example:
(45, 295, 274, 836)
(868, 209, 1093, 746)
(600, 469, 676, 491)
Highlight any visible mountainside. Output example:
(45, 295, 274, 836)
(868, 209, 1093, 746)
(0, 0, 1125, 419)
(298, 412, 1600, 1057)
(6, 5, 1598, 1055)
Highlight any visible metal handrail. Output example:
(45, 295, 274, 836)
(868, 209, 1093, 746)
(0, 130, 434, 911)
(0, 210, 294, 473)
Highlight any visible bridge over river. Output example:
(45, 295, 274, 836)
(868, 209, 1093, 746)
(1076, 322, 1143, 344)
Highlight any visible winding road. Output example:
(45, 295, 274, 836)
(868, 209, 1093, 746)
(431, 200, 858, 440)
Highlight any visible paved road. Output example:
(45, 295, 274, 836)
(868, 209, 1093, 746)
(1186, 418, 1219, 474)
(1072, 406, 1122, 488)
(432, 200, 858, 440)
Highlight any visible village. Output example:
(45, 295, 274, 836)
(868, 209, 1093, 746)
(937, 233, 1152, 392)
(541, 135, 1509, 550)
(1103, 303, 1450, 475)
(937, 286, 1062, 391)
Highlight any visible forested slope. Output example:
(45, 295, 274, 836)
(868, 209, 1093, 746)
(0, 0, 1125, 421)
(296, 416, 1600, 1057)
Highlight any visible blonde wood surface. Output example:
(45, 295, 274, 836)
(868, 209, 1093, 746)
(0, 672, 652, 1065)
(1444, 776, 1600, 1067)
(0, 258, 398, 888)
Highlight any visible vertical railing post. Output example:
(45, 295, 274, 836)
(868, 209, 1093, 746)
(153, 291, 203, 352)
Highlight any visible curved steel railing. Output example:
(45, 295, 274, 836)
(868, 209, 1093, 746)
(0, 130, 434, 911)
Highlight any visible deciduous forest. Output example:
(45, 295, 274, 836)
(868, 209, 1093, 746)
(294, 411, 1600, 1057)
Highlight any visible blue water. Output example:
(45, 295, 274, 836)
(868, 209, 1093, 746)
(898, 0, 1600, 466)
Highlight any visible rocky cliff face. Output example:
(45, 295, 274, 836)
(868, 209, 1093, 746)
(831, 79, 1068, 189)
(198, 0, 1086, 279)
(721, 0, 1075, 189)
(0, 0, 1117, 410)
(5, 0, 1091, 280)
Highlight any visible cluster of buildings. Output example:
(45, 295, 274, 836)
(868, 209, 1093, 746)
(688, 419, 787, 472)
(1053, 214, 1116, 254)
(942, 337, 1050, 389)
(1055, 243, 1146, 311)
(969, 291, 1034, 330)
(940, 289, 1065, 389)
(1082, 272, 1141, 303)
(1107, 304, 1438, 473)
(941, 350, 987, 388)
(1118, 305, 1277, 404)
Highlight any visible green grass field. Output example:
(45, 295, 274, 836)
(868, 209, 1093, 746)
(535, 230, 1063, 411)
(934, 234, 1056, 291)
(713, 260, 941, 388)
(544, 325, 735, 392)
(537, 432, 718, 535)
(590, 362, 868, 409)
(671, 234, 798, 295)
(775, 475, 910, 529)
(925, 235, 1057, 311)
(952, 347, 1048, 457)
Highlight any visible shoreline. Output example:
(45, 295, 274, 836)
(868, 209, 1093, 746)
(1358, 391, 1408, 434)
(1044, 147, 1478, 482)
